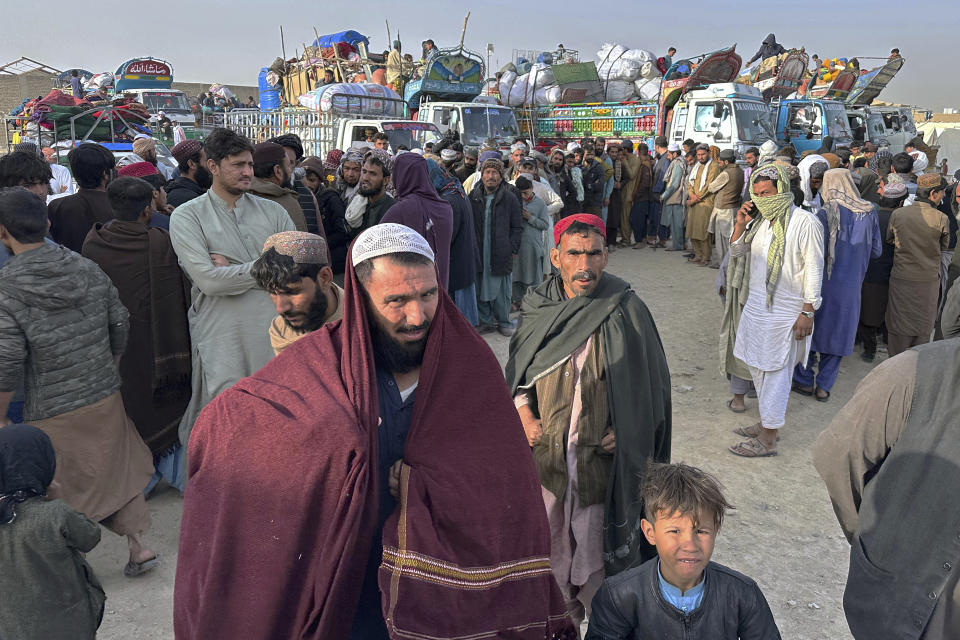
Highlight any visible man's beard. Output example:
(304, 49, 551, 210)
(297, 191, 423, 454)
(282, 289, 329, 332)
(567, 269, 597, 296)
(195, 165, 213, 189)
(367, 304, 430, 374)
(699, 158, 708, 164)
(358, 182, 383, 197)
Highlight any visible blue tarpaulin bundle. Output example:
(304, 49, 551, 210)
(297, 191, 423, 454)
(311, 30, 369, 49)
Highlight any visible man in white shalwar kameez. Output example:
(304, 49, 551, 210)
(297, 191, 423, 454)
(727, 164, 824, 457)
(169, 128, 296, 466)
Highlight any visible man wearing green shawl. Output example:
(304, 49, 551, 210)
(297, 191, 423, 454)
(505, 214, 672, 624)
(727, 165, 825, 458)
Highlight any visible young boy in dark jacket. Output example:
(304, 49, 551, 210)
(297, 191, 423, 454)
(586, 463, 781, 639)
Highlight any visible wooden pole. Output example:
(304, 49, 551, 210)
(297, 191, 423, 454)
(280, 25, 287, 60)
(459, 12, 471, 51)
(318, 26, 346, 83)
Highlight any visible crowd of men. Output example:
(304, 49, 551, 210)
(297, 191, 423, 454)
(0, 118, 958, 640)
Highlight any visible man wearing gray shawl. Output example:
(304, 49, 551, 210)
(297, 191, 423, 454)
(813, 287, 960, 640)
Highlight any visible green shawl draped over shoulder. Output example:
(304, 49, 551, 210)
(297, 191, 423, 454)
(505, 272, 672, 576)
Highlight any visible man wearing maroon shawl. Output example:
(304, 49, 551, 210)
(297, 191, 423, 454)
(382, 152, 454, 290)
(175, 223, 573, 640)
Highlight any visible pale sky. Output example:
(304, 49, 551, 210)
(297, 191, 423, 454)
(4, 0, 956, 110)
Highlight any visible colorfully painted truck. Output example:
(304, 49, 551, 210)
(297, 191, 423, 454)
(514, 46, 775, 159)
(114, 58, 197, 132)
(411, 45, 523, 148)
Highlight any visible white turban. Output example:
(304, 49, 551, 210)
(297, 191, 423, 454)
(352, 223, 435, 267)
(440, 148, 458, 161)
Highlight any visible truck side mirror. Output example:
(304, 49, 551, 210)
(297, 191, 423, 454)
(713, 103, 724, 119)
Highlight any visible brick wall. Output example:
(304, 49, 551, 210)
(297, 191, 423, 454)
(0, 73, 259, 116)
(0, 69, 58, 115)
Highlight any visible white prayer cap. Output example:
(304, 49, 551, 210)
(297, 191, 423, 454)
(566, 142, 581, 153)
(440, 148, 458, 161)
(351, 223, 435, 267)
(667, 142, 680, 152)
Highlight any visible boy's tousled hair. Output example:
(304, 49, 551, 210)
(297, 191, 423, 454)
(642, 462, 734, 529)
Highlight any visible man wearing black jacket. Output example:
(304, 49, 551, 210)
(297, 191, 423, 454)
(166, 140, 211, 209)
(469, 157, 523, 336)
(581, 148, 605, 216)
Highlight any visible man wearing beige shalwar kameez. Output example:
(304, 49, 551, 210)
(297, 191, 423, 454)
(170, 129, 295, 462)
(687, 144, 720, 265)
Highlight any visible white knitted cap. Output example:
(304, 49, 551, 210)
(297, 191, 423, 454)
(351, 223, 435, 267)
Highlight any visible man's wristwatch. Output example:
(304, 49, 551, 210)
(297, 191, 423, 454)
(800, 310, 815, 319)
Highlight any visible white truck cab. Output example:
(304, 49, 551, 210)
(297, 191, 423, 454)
(667, 83, 775, 162)
(125, 89, 196, 128)
(222, 108, 439, 157)
(417, 100, 521, 147)
(848, 105, 916, 154)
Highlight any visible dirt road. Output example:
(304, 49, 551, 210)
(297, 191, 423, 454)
(89, 245, 865, 639)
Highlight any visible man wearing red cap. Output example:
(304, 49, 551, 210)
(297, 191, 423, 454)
(506, 213, 672, 625)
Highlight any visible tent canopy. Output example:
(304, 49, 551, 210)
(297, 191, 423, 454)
(311, 30, 369, 49)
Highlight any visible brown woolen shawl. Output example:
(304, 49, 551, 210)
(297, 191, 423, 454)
(174, 239, 572, 639)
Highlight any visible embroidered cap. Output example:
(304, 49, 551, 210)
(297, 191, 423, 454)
(263, 231, 329, 265)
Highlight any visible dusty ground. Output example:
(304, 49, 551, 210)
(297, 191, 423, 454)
(88, 244, 869, 639)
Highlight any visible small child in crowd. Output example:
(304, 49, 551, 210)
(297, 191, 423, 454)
(586, 462, 781, 639)
(0, 424, 106, 640)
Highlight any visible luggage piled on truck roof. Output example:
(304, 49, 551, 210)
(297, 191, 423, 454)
(595, 43, 662, 103)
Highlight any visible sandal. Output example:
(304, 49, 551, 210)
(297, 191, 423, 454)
(791, 383, 814, 397)
(726, 399, 746, 414)
(728, 438, 778, 458)
(732, 423, 780, 441)
(815, 388, 831, 402)
(124, 554, 160, 578)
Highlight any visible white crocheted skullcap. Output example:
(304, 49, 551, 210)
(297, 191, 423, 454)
(351, 223, 435, 267)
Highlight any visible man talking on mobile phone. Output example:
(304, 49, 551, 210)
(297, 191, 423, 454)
(724, 164, 824, 458)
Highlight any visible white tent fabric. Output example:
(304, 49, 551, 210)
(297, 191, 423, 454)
(918, 123, 960, 174)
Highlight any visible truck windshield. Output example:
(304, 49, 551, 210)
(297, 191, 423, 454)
(381, 122, 441, 151)
(899, 109, 917, 134)
(734, 101, 773, 143)
(822, 103, 852, 141)
(460, 107, 520, 145)
(142, 92, 191, 113)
